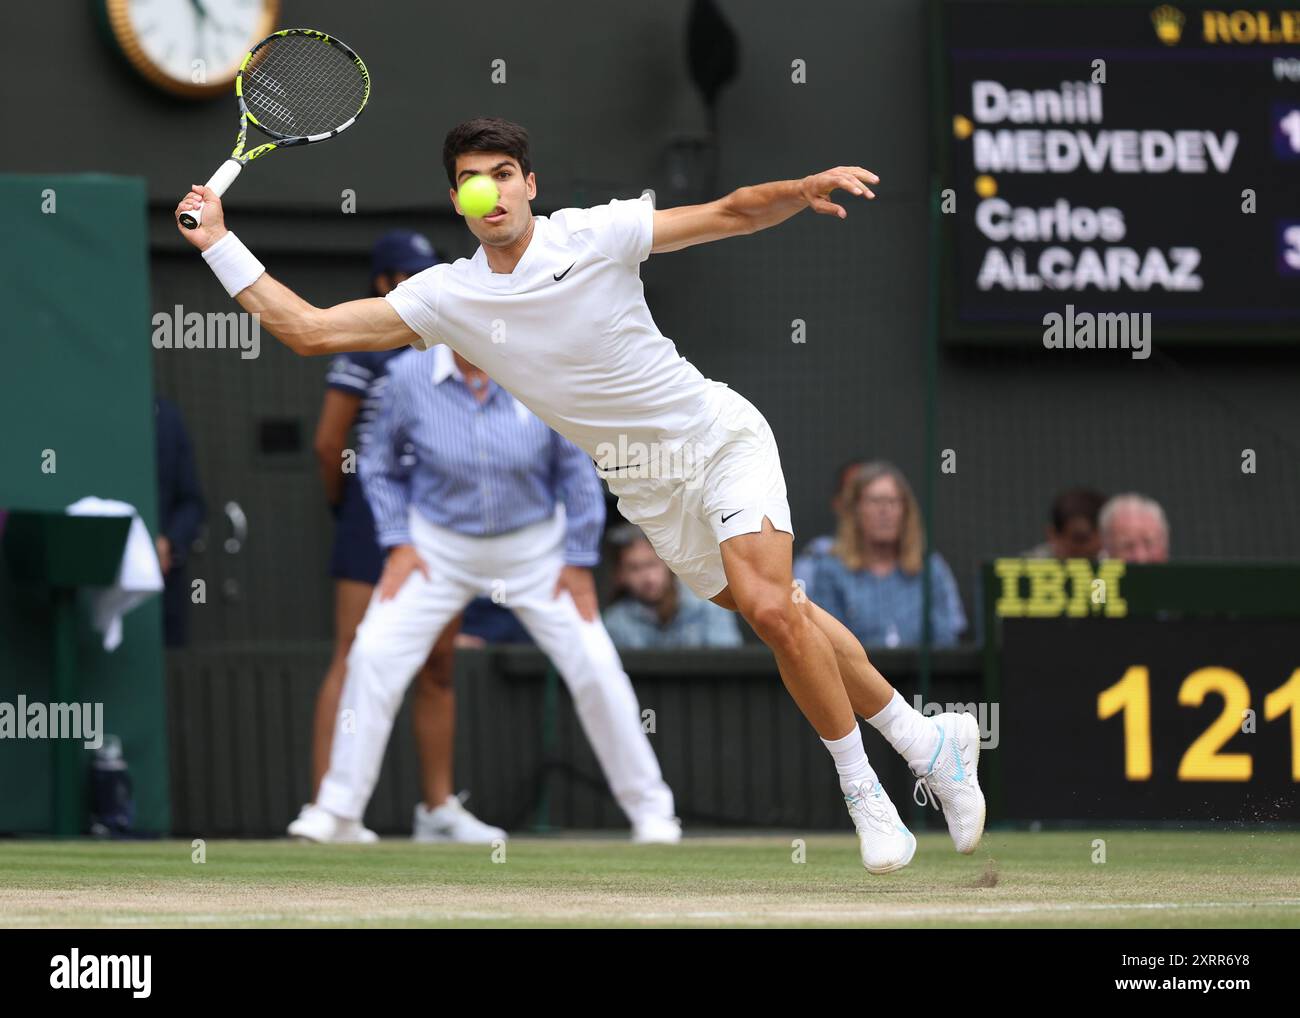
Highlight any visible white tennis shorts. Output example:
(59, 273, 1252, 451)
(601, 384, 793, 601)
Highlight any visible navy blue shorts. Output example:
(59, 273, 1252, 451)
(328, 477, 385, 584)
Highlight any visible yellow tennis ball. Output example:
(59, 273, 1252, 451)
(458, 175, 500, 218)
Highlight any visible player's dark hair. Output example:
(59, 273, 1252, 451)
(443, 117, 532, 187)
(1049, 487, 1106, 531)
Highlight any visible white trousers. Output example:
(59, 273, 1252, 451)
(317, 509, 674, 827)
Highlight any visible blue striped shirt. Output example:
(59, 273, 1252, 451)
(360, 346, 605, 564)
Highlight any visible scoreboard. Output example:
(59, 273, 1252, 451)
(1000, 618, 1300, 821)
(933, 1, 1300, 343)
(982, 561, 1300, 822)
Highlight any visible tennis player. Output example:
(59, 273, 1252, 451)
(176, 117, 984, 872)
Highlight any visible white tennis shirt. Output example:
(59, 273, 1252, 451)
(384, 196, 727, 469)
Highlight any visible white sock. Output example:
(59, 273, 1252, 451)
(820, 725, 877, 795)
(866, 690, 941, 774)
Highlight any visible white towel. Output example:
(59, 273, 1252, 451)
(66, 497, 165, 651)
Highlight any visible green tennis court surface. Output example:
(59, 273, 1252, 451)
(3, 830, 1297, 928)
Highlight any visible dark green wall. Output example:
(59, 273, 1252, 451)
(5, 0, 1297, 653)
(0, 175, 169, 833)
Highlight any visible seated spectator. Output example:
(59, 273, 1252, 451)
(793, 458, 866, 601)
(1100, 493, 1170, 563)
(602, 524, 742, 648)
(1020, 487, 1106, 560)
(813, 461, 965, 648)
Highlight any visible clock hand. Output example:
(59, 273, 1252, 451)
(187, 0, 208, 65)
(194, 13, 207, 65)
(194, 2, 241, 39)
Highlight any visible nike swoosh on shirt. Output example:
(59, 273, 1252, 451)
(553, 263, 576, 281)
(720, 510, 744, 524)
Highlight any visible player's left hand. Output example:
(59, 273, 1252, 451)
(799, 166, 879, 219)
(554, 565, 598, 622)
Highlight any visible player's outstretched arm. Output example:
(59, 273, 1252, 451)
(175, 185, 419, 356)
(650, 166, 879, 254)
(235, 275, 415, 356)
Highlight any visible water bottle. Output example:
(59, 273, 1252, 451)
(89, 735, 136, 837)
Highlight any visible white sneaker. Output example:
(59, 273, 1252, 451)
(912, 712, 986, 854)
(287, 803, 378, 843)
(631, 815, 682, 844)
(844, 779, 916, 874)
(413, 794, 506, 844)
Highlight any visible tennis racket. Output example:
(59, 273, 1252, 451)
(178, 28, 370, 230)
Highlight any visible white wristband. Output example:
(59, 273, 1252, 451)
(201, 231, 265, 298)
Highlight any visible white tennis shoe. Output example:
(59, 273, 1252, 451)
(844, 779, 916, 874)
(413, 794, 506, 844)
(631, 814, 683, 844)
(287, 803, 379, 843)
(912, 711, 986, 854)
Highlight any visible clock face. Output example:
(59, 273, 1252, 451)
(106, 0, 279, 97)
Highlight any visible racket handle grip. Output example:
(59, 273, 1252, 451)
(179, 160, 243, 230)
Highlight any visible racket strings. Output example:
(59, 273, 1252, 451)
(243, 35, 367, 138)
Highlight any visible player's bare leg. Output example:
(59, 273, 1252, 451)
(714, 518, 915, 872)
(714, 523, 852, 736)
(799, 600, 895, 717)
(803, 590, 985, 855)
